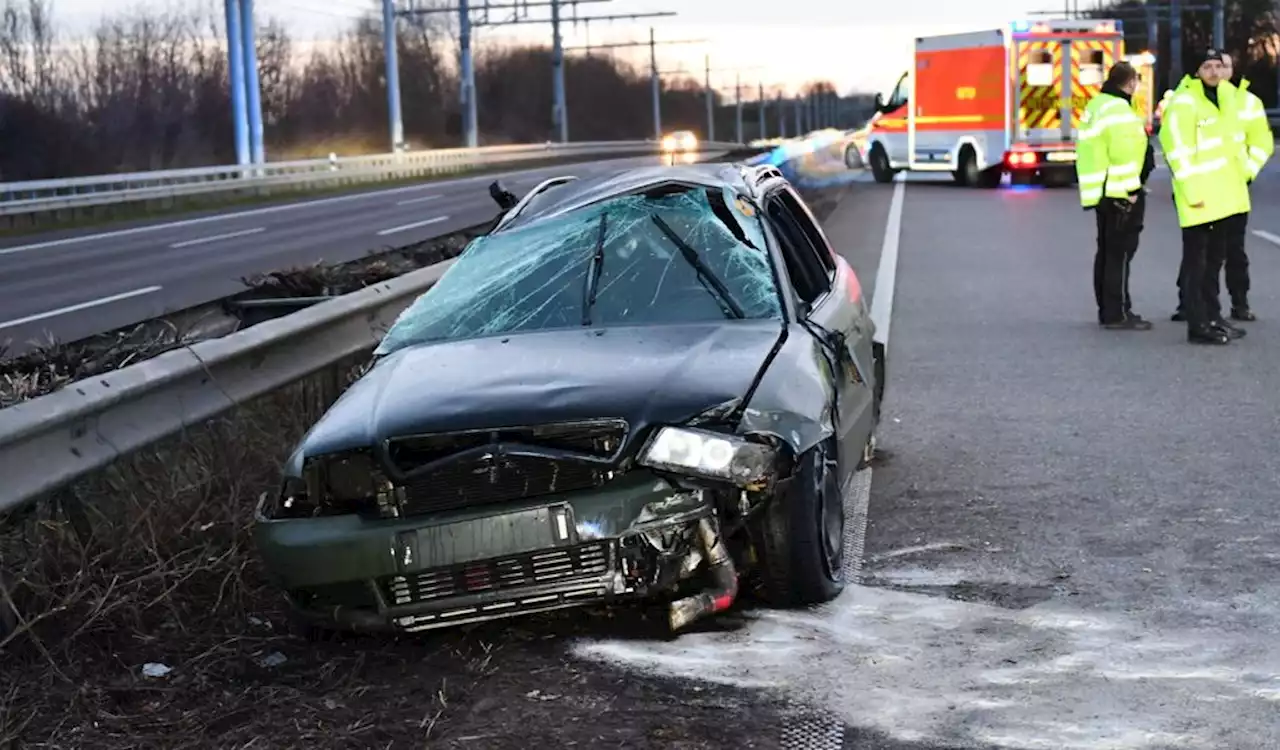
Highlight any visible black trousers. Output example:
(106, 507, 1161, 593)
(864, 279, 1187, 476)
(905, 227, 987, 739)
(1175, 211, 1250, 313)
(1093, 194, 1145, 323)
(1223, 211, 1250, 309)
(1178, 220, 1230, 328)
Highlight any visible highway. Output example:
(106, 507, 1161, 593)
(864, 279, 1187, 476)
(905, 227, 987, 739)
(568, 166, 1280, 748)
(0, 153, 722, 354)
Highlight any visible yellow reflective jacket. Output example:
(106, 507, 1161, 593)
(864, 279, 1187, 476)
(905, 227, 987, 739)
(1236, 79, 1274, 182)
(1076, 91, 1148, 208)
(1158, 76, 1251, 227)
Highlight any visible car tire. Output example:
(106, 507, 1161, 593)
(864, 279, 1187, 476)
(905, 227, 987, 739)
(755, 438, 847, 607)
(844, 144, 863, 169)
(868, 144, 894, 184)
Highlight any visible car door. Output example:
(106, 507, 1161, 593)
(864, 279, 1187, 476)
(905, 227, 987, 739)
(763, 186, 876, 478)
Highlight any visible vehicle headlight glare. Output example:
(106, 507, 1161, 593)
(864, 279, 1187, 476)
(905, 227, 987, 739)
(641, 427, 775, 486)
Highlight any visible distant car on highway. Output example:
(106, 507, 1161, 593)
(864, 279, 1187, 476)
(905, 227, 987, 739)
(253, 162, 886, 638)
(661, 129, 699, 153)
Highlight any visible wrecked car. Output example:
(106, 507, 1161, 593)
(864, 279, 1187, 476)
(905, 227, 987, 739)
(252, 162, 887, 636)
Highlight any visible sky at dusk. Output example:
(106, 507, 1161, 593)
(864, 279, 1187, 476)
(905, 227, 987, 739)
(47, 0, 1062, 96)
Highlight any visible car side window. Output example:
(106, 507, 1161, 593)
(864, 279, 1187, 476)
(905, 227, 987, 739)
(777, 187, 837, 277)
(765, 190, 833, 306)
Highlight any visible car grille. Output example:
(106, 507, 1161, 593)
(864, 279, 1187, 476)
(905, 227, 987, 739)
(383, 541, 612, 608)
(387, 421, 626, 515)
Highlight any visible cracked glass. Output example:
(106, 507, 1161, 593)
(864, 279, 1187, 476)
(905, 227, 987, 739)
(375, 185, 781, 356)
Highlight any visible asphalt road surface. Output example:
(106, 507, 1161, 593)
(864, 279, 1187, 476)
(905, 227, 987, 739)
(573, 166, 1280, 748)
(0, 153, 719, 353)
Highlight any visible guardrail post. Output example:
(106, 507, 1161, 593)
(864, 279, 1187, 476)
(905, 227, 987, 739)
(52, 488, 95, 547)
(0, 568, 18, 643)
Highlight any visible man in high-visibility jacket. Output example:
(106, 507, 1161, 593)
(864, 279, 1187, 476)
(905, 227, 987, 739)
(1077, 60, 1156, 330)
(1159, 48, 1252, 345)
(1219, 52, 1274, 320)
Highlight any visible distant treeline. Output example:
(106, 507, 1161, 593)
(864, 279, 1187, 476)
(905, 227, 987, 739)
(0, 0, 857, 181)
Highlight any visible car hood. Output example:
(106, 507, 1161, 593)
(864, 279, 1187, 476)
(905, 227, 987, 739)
(289, 320, 784, 466)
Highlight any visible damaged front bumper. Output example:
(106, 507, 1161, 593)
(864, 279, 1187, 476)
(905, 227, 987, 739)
(253, 470, 740, 634)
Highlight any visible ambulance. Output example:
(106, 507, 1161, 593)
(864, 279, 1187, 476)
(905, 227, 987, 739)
(860, 18, 1129, 187)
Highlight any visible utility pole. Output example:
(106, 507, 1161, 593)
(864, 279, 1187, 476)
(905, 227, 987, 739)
(223, 0, 249, 166)
(403, 0, 667, 146)
(1170, 0, 1183, 85)
(1211, 0, 1224, 50)
(650, 28, 660, 139)
(705, 55, 714, 142)
(757, 81, 765, 140)
(383, 0, 404, 151)
(551, 0, 567, 142)
(459, 0, 477, 147)
(241, 0, 264, 164)
(565, 30, 704, 142)
(735, 73, 743, 144)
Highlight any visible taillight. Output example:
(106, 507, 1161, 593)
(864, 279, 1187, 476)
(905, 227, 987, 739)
(1006, 150, 1038, 168)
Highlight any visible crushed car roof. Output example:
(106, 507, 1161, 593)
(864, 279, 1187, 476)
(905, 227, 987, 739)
(498, 162, 776, 231)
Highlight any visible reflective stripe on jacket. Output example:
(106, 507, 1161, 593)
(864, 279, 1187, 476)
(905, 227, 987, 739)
(1236, 80, 1275, 181)
(1157, 75, 1251, 227)
(1076, 91, 1148, 208)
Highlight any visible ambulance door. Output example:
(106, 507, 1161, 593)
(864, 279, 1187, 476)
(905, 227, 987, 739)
(1014, 39, 1065, 144)
(1066, 38, 1119, 139)
(877, 71, 911, 164)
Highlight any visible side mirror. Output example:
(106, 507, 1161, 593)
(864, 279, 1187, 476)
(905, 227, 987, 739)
(488, 180, 518, 210)
(874, 93, 885, 113)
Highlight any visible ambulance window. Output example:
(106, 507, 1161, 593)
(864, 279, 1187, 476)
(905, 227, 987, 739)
(1027, 50, 1055, 87)
(887, 73, 909, 109)
(1080, 50, 1105, 86)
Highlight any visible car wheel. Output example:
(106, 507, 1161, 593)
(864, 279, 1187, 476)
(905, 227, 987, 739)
(755, 438, 847, 606)
(868, 144, 894, 184)
(844, 144, 863, 169)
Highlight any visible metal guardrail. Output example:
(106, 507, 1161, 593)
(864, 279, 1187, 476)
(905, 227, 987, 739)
(0, 258, 453, 512)
(0, 140, 744, 217)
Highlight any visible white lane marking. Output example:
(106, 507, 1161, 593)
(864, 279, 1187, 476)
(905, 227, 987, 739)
(169, 226, 265, 248)
(0, 156, 650, 256)
(376, 216, 449, 236)
(0, 285, 163, 331)
(1252, 229, 1280, 247)
(395, 194, 441, 206)
(869, 176, 905, 346)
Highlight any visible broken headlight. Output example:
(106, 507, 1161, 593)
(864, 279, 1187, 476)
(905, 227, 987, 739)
(264, 452, 403, 520)
(639, 426, 775, 488)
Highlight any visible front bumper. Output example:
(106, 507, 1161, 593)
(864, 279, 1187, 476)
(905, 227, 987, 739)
(253, 470, 718, 633)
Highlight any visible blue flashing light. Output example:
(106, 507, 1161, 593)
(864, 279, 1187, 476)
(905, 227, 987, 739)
(1012, 20, 1031, 32)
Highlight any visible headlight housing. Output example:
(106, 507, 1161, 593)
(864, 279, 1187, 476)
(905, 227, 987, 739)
(262, 451, 403, 520)
(639, 426, 776, 487)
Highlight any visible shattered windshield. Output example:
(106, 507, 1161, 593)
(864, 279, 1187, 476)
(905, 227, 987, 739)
(375, 184, 781, 356)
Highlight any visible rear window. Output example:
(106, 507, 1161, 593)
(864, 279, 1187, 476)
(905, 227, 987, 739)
(375, 184, 781, 356)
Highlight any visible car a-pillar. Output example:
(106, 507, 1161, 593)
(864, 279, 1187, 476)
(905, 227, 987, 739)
(751, 436, 847, 606)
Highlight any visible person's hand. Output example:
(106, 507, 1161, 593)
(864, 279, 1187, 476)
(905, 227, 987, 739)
(1127, 194, 1138, 203)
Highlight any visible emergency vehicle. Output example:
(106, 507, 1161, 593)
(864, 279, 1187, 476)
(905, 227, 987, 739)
(860, 18, 1130, 187)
